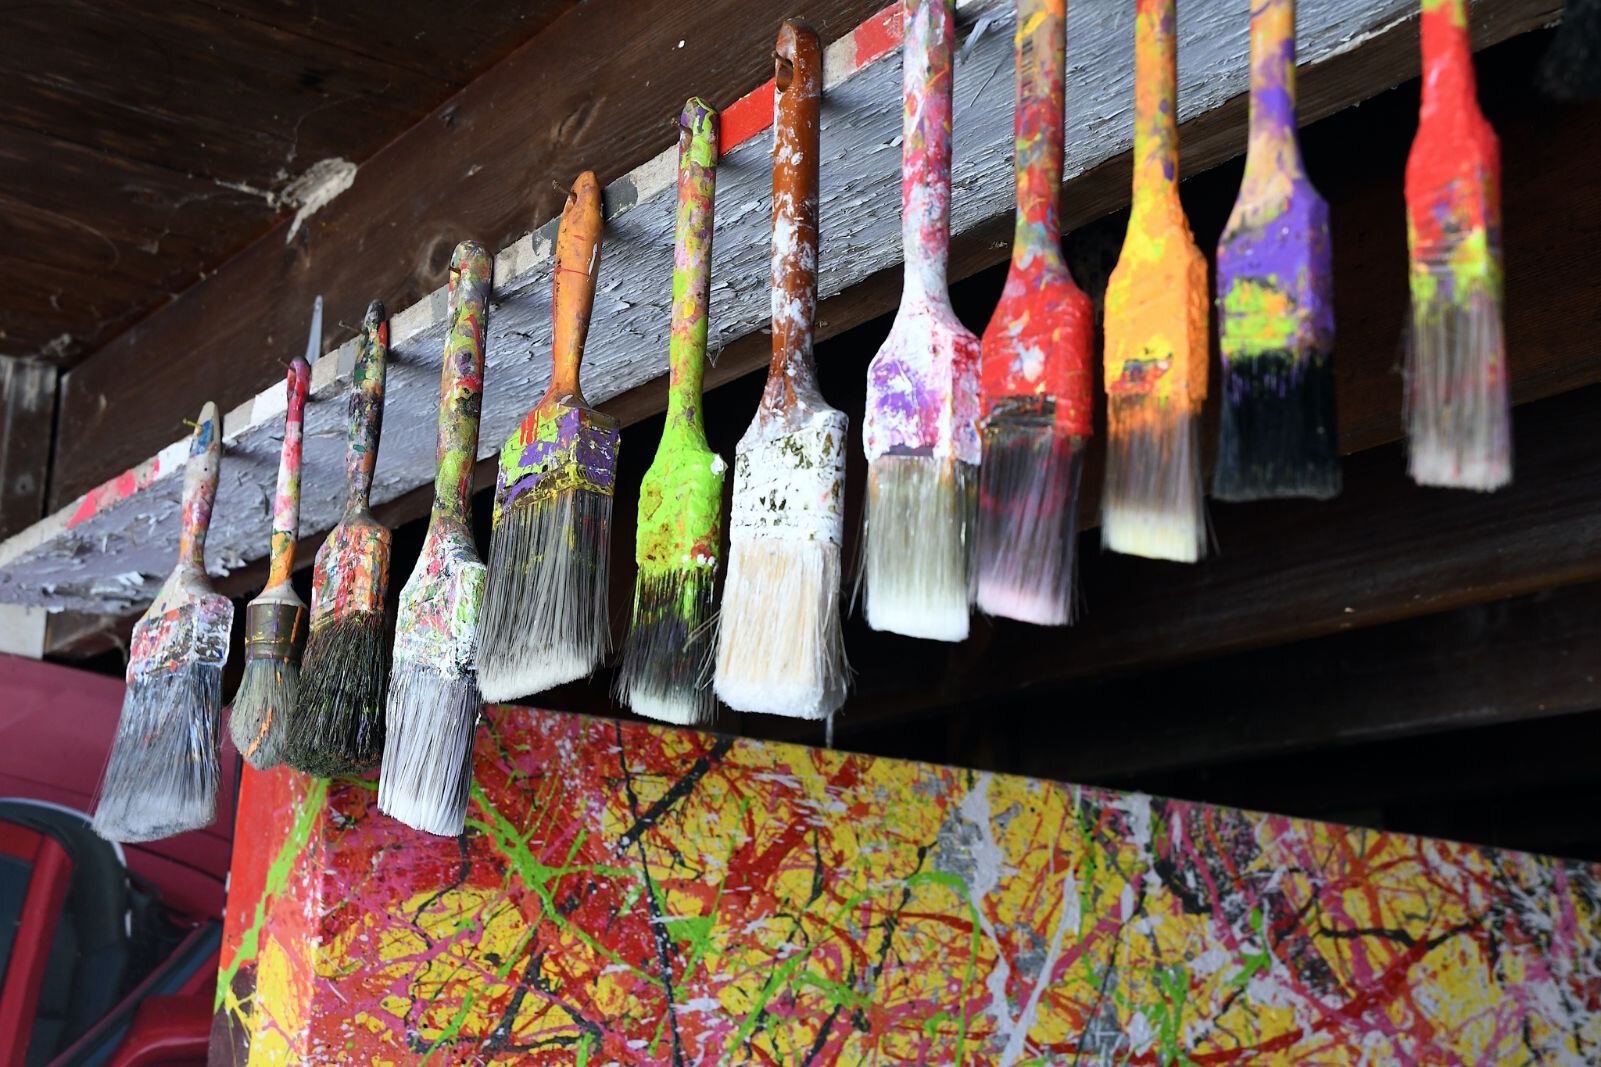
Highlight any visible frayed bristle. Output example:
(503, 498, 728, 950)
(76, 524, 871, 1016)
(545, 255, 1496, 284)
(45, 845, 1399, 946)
(975, 422, 1082, 626)
(229, 655, 297, 770)
(93, 666, 221, 843)
(617, 567, 718, 726)
(285, 613, 389, 776)
(1406, 287, 1511, 491)
(1213, 352, 1340, 502)
(377, 663, 480, 837)
(862, 455, 974, 639)
(1103, 399, 1207, 562)
(714, 539, 848, 719)
(478, 491, 613, 702)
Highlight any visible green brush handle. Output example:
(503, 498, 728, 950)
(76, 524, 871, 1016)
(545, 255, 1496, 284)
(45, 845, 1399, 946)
(177, 401, 222, 573)
(346, 301, 389, 514)
(549, 172, 604, 404)
(435, 243, 492, 524)
(667, 98, 718, 439)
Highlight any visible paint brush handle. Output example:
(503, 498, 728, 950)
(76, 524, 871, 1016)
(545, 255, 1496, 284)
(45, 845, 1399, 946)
(1242, 0, 1302, 177)
(266, 357, 310, 588)
(1132, 0, 1181, 208)
(764, 19, 822, 403)
(550, 172, 604, 404)
(1419, 0, 1482, 120)
(346, 301, 388, 513)
(901, 0, 957, 301)
(177, 401, 221, 573)
(668, 98, 718, 435)
(1012, 0, 1065, 257)
(435, 242, 491, 524)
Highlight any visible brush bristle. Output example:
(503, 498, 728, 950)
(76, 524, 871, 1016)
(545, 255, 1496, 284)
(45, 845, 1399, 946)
(1103, 398, 1207, 562)
(975, 422, 1083, 626)
(478, 491, 613, 702)
(284, 614, 389, 776)
(1213, 352, 1340, 501)
(377, 663, 480, 837)
(715, 539, 848, 719)
(617, 568, 718, 726)
(93, 666, 221, 843)
(862, 455, 974, 639)
(1406, 286, 1511, 491)
(229, 655, 297, 770)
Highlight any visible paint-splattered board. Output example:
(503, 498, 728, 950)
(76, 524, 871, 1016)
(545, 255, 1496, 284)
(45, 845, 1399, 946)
(0, 0, 1558, 617)
(212, 707, 1601, 1064)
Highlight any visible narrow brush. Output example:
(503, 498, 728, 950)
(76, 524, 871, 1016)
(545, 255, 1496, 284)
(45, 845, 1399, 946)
(861, 0, 981, 641)
(1103, 0, 1210, 562)
(1213, 0, 1339, 501)
(479, 173, 618, 701)
(285, 302, 392, 775)
(229, 297, 318, 768)
(380, 243, 491, 836)
(1539, 0, 1601, 101)
(974, 0, 1094, 626)
(93, 403, 232, 843)
(1405, 0, 1510, 490)
(714, 21, 850, 719)
(617, 99, 726, 726)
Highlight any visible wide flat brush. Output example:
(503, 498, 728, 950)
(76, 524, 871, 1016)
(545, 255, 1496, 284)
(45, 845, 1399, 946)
(285, 302, 393, 775)
(714, 21, 850, 719)
(1405, 0, 1509, 490)
(617, 99, 726, 726)
(93, 403, 232, 843)
(1103, 0, 1210, 562)
(229, 298, 317, 768)
(974, 0, 1094, 626)
(1213, 0, 1339, 501)
(479, 173, 619, 702)
(380, 242, 491, 836)
(862, 0, 981, 641)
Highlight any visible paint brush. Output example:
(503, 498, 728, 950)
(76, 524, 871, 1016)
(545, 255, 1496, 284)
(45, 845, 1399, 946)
(861, 0, 981, 640)
(478, 173, 618, 701)
(1405, 0, 1510, 490)
(285, 301, 392, 776)
(380, 243, 491, 836)
(1212, 0, 1339, 501)
(93, 403, 232, 843)
(229, 298, 318, 769)
(974, 0, 1094, 626)
(1103, 0, 1210, 562)
(617, 99, 726, 725)
(714, 21, 849, 719)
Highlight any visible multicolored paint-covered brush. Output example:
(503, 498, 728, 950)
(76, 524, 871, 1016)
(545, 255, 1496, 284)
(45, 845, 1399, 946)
(1103, 0, 1210, 562)
(285, 302, 392, 776)
(478, 173, 618, 702)
(974, 0, 1094, 626)
(1405, 0, 1509, 490)
(380, 243, 491, 836)
(714, 21, 850, 719)
(617, 100, 726, 726)
(1212, 0, 1339, 501)
(229, 298, 318, 769)
(93, 403, 232, 843)
(861, 0, 981, 641)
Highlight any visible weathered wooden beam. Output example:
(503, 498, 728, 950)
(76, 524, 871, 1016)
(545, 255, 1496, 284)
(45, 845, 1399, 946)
(0, 361, 54, 540)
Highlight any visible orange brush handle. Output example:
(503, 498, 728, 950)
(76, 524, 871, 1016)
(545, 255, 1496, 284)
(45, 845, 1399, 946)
(548, 172, 604, 404)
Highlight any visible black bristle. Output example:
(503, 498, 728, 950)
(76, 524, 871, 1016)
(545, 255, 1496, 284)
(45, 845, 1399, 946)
(1540, 0, 1601, 101)
(1212, 350, 1340, 502)
(616, 569, 718, 726)
(93, 665, 222, 843)
(228, 655, 297, 770)
(975, 419, 1083, 627)
(283, 614, 389, 777)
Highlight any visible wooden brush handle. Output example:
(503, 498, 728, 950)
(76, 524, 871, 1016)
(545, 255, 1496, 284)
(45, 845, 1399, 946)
(346, 300, 388, 513)
(267, 357, 310, 587)
(764, 19, 821, 401)
(1243, 0, 1301, 175)
(550, 172, 604, 404)
(177, 401, 222, 572)
(435, 242, 491, 524)
(1133, 0, 1181, 205)
(901, 0, 957, 301)
(1012, 0, 1065, 258)
(668, 98, 718, 436)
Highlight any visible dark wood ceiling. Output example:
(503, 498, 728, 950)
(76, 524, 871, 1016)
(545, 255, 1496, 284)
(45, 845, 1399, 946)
(0, 0, 578, 366)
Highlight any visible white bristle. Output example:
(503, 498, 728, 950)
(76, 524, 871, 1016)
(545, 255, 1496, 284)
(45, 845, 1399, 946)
(1406, 287, 1512, 491)
(93, 667, 222, 844)
(378, 663, 480, 837)
(862, 456, 972, 641)
(1102, 402, 1207, 563)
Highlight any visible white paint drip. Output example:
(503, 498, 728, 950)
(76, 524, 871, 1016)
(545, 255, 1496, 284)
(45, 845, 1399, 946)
(283, 158, 358, 243)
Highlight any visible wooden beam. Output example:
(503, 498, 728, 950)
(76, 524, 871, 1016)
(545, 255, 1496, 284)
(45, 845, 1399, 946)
(6, 0, 1562, 617)
(0, 362, 54, 540)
